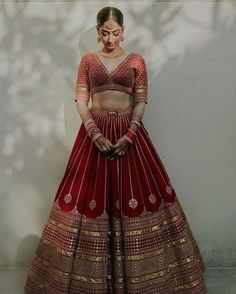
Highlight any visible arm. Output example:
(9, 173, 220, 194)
(128, 101, 146, 132)
(108, 56, 148, 159)
(74, 55, 101, 142)
(74, 55, 113, 151)
(74, 55, 93, 123)
(76, 100, 92, 123)
(124, 55, 148, 142)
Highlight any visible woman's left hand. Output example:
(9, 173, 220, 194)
(107, 136, 130, 160)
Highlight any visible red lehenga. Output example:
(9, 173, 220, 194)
(25, 51, 207, 293)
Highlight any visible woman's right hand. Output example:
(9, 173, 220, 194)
(93, 134, 114, 154)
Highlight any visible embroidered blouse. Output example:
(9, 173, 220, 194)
(74, 51, 148, 104)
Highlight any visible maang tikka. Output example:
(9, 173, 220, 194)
(97, 9, 124, 42)
(104, 8, 117, 30)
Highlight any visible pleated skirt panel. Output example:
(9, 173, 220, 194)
(25, 105, 207, 293)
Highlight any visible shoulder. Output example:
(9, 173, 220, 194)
(130, 52, 147, 68)
(80, 52, 95, 63)
(131, 52, 146, 62)
(130, 52, 147, 71)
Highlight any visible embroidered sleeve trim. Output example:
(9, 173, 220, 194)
(133, 86, 148, 104)
(74, 83, 90, 102)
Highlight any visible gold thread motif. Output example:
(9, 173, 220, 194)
(133, 85, 148, 103)
(149, 194, 156, 204)
(174, 277, 202, 290)
(166, 185, 172, 194)
(75, 83, 90, 102)
(169, 255, 194, 269)
(116, 199, 120, 209)
(71, 205, 79, 215)
(133, 87, 147, 93)
(33, 251, 200, 284)
(76, 85, 89, 91)
(64, 193, 72, 204)
(89, 199, 96, 210)
(46, 211, 181, 237)
(127, 268, 169, 284)
(129, 198, 138, 209)
(47, 217, 78, 233)
(28, 272, 45, 288)
(25, 203, 207, 292)
(40, 234, 189, 260)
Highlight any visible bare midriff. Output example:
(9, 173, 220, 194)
(91, 90, 133, 110)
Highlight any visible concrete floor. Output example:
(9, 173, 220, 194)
(0, 268, 235, 294)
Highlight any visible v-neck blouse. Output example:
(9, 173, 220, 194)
(74, 51, 148, 104)
(94, 51, 133, 75)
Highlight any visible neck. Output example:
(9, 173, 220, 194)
(100, 47, 124, 57)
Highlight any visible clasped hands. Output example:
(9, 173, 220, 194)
(94, 134, 130, 160)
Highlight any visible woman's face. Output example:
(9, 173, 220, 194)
(97, 22, 124, 51)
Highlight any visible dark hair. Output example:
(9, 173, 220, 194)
(96, 6, 124, 30)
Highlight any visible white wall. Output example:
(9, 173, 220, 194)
(0, 1, 235, 268)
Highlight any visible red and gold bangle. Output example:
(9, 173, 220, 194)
(83, 119, 102, 142)
(84, 118, 95, 126)
(87, 127, 101, 140)
(91, 132, 102, 142)
(123, 135, 133, 144)
(123, 128, 138, 144)
(87, 126, 100, 136)
(127, 128, 138, 139)
(86, 123, 97, 133)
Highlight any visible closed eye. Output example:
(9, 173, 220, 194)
(102, 29, 120, 36)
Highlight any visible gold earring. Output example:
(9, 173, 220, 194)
(97, 36, 101, 42)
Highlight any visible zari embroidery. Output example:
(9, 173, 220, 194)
(149, 194, 156, 204)
(74, 54, 90, 102)
(166, 185, 173, 194)
(129, 198, 138, 209)
(133, 86, 148, 104)
(25, 198, 207, 293)
(64, 193, 72, 204)
(116, 199, 120, 209)
(89, 199, 97, 210)
(75, 83, 90, 102)
(74, 52, 148, 104)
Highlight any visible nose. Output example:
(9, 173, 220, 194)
(107, 34, 114, 43)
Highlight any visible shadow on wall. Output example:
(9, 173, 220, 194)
(15, 235, 41, 267)
(0, 1, 235, 269)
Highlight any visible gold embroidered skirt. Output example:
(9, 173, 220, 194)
(25, 106, 207, 293)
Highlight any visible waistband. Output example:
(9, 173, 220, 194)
(90, 105, 133, 116)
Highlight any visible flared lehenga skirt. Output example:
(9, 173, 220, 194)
(25, 105, 207, 294)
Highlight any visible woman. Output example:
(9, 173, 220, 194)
(25, 6, 207, 294)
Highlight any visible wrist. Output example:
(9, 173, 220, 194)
(123, 128, 138, 144)
(128, 119, 141, 132)
(84, 119, 102, 142)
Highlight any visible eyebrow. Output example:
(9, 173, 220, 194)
(101, 29, 120, 33)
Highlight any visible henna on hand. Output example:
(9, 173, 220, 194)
(107, 137, 130, 160)
(94, 135, 113, 153)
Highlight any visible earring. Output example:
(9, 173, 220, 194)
(121, 36, 124, 42)
(97, 36, 101, 42)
